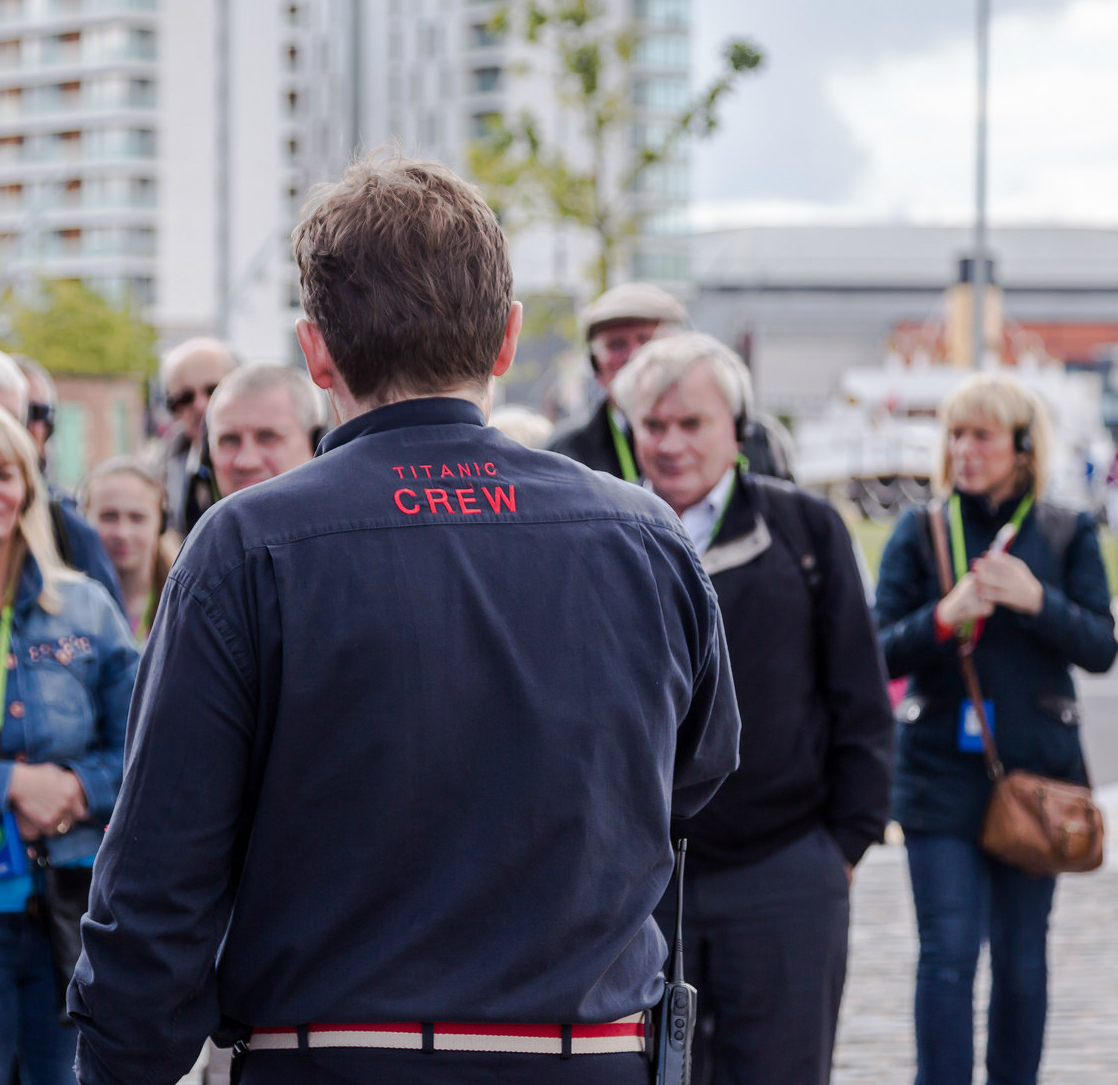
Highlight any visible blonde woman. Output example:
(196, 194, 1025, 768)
(874, 372, 1116, 1085)
(0, 411, 138, 1085)
(82, 458, 180, 643)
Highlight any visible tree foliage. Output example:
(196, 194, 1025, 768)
(1, 280, 158, 378)
(469, 0, 763, 294)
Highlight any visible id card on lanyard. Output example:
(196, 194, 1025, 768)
(958, 699, 994, 753)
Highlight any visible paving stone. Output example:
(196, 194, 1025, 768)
(833, 843, 1118, 1084)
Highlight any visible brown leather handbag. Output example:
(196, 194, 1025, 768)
(927, 502, 1105, 877)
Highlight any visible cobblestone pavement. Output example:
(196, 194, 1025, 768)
(834, 788, 1118, 1084)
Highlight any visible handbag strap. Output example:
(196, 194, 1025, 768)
(927, 500, 1005, 782)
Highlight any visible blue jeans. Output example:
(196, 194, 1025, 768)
(0, 911, 78, 1085)
(905, 834, 1056, 1085)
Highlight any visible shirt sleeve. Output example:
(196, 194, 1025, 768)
(811, 502, 895, 866)
(68, 564, 265, 1085)
(874, 508, 958, 678)
(670, 562, 742, 820)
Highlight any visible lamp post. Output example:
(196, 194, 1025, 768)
(972, 0, 990, 369)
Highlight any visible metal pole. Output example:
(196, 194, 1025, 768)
(216, 0, 231, 338)
(972, 0, 990, 370)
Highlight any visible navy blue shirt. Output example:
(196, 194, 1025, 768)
(70, 397, 740, 1085)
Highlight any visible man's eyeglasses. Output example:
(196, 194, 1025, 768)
(27, 402, 55, 427)
(165, 384, 218, 415)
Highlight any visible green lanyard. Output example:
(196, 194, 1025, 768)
(707, 468, 740, 547)
(134, 588, 157, 645)
(947, 490, 1035, 584)
(0, 605, 13, 738)
(607, 411, 639, 483)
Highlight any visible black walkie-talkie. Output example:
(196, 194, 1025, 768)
(655, 838, 697, 1085)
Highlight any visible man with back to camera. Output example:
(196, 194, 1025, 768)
(205, 363, 327, 498)
(612, 332, 894, 1085)
(68, 151, 742, 1085)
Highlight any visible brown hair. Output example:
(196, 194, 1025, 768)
(292, 148, 514, 403)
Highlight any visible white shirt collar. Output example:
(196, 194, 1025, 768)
(646, 466, 736, 554)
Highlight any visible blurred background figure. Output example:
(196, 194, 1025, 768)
(160, 339, 238, 535)
(82, 458, 180, 645)
(204, 363, 327, 503)
(614, 332, 893, 1085)
(0, 353, 123, 613)
(549, 282, 687, 478)
(874, 372, 1116, 1085)
(489, 404, 554, 449)
(0, 409, 137, 1085)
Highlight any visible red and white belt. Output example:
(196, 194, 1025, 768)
(249, 1013, 646, 1056)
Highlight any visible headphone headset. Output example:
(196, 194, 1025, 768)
(1014, 407, 1035, 455)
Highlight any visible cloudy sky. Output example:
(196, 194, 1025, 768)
(689, 0, 1118, 228)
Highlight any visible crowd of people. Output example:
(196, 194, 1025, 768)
(0, 149, 1111, 1085)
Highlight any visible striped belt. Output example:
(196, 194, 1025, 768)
(249, 1013, 646, 1056)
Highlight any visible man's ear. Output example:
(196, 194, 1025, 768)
(297, 319, 336, 392)
(491, 301, 522, 380)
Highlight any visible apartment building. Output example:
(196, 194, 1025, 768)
(0, 0, 160, 305)
(362, 0, 692, 296)
(0, 0, 689, 372)
(0, 0, 357, 364)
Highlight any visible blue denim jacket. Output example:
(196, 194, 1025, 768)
(0, 557, 138, 867)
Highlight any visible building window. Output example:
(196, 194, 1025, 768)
(0, 134, 24, 161)
(633, 32, 687, 70)
(633, 0, 689, 26)
(285, 45, 298, 71)
(470, 111, 501, 138)
(0, 39, 20, 69)
(632, 75, 688, 111)
(469, 23, 503, 48)
(286, 89, 298, 116)
(470, 67, 502, 93)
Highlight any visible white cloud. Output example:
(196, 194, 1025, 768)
(693, 0, 1118, 226)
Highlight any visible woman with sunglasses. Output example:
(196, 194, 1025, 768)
(82, 458, 180, 644)
(0, 410, 138, 1085)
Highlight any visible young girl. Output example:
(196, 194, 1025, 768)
(82, 457, 180, 643)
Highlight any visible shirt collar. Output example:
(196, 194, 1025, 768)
(646, 466, 736, 554)
(317, 397, 487, 456)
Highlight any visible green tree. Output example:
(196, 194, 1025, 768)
(1, 280, 157, 378)
(468, 0, 763, 294)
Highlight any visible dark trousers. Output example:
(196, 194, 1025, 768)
(906, 833, 1056, 1085)
(240, 1048, 651, 1085)
(655, 828, 850, 1085)
(0, 913, 76, 1085)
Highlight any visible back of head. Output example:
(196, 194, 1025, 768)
(292, 148, 514, 404)
(579, 282, 688, 343)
